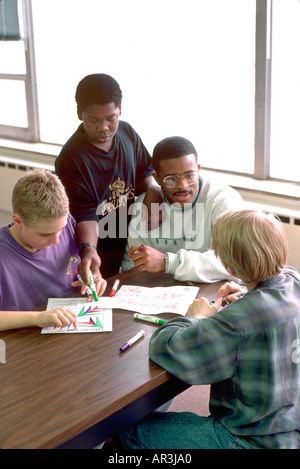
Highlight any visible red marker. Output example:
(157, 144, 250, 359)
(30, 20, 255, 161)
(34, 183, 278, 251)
(110, 279, 120, 297)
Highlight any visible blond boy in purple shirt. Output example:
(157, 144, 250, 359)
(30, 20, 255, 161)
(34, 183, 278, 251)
(0, 169, 106, 332)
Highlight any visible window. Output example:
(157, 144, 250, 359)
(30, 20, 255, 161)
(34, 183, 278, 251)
(0, 0, 21, 40)
(1, 0, 300, 185)
(32, 0, 256, 176)
(270, 0, 300, 182)
(0, 0, 39, 141)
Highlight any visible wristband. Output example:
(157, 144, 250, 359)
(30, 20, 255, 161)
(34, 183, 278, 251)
(78, 242, 97, 255)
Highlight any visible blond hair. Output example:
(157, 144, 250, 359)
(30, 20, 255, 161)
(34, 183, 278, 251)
(211, 209, 288, 284)
(12, 169, 69, 226)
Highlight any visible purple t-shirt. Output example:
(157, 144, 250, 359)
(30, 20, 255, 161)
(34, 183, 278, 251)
(0, 214, 80, 311)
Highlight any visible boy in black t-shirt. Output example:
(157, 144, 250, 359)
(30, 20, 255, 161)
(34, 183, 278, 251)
(55, 74, 160, 282)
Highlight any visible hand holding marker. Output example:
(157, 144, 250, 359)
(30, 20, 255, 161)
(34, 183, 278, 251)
(210, 289, 245, 306)
(77, 271, 98, 301)
(77, 273, 92, 297)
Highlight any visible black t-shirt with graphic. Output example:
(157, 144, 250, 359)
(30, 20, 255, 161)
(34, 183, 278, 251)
(55, 121, 153, 277)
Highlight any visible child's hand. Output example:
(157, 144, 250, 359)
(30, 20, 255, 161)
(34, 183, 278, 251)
(187, 296, 223, 319)
(36, 306, 77, 329)
(72, 273, 107, 300)
(217, 281, 243, 304)
(94, 273, 107, 297)
(71, 278, 93, 300)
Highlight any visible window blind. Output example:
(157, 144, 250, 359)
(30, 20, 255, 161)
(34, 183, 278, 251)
(0, 0, 21, 40)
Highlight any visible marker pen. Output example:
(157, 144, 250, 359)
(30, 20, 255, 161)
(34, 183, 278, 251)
(210, 290, 245, 306)
(133, 313, 167, 325)
(229, 291, 245, 299)
(88, 271, 99, 301)
(119, 330, 145, 353)
(77, 274, 93, 297)
(110, 279, 120, 297)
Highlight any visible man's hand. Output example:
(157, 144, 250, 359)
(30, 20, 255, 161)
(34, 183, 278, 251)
(128, 244, 166, 273)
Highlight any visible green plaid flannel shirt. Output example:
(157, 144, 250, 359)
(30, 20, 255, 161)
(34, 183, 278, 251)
(149, 267, 300, 449)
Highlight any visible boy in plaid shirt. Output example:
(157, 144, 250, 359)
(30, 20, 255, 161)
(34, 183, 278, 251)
(120, 209, 300, 449)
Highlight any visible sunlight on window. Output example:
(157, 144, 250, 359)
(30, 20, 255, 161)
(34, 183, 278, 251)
(270, 0, 300, 181)
(31, 0, 255, 175)
(0, 41, 26, 74)
(0, 80, 27, 127)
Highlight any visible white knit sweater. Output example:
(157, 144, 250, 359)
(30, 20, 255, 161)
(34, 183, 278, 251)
(121, 175, 244, 283)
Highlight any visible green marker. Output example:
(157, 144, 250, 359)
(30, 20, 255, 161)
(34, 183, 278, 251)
(89, 271, 99, 301)
(133, 313, 167, 325)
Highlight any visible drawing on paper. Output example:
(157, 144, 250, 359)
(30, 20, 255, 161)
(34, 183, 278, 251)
(41, 299, 112, 334)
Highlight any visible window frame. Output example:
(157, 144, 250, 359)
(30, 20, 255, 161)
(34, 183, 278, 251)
(254, 0, 272, 180)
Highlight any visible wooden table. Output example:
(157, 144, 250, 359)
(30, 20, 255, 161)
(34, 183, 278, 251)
(0, 268, 222, 449)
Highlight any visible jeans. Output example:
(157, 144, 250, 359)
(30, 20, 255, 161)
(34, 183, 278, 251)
(119, 412, 254, 449)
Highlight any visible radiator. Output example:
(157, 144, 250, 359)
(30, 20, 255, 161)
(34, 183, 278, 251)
(0, 154, 54, 213)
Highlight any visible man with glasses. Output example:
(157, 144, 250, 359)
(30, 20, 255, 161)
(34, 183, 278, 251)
(121, 136, 244, 283)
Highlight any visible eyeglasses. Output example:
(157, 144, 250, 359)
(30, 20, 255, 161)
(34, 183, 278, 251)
(162, 171, 199, 188)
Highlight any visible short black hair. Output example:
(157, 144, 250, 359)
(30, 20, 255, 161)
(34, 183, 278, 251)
(75, 74, 122, 116)
(152, 136, 197, 172)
